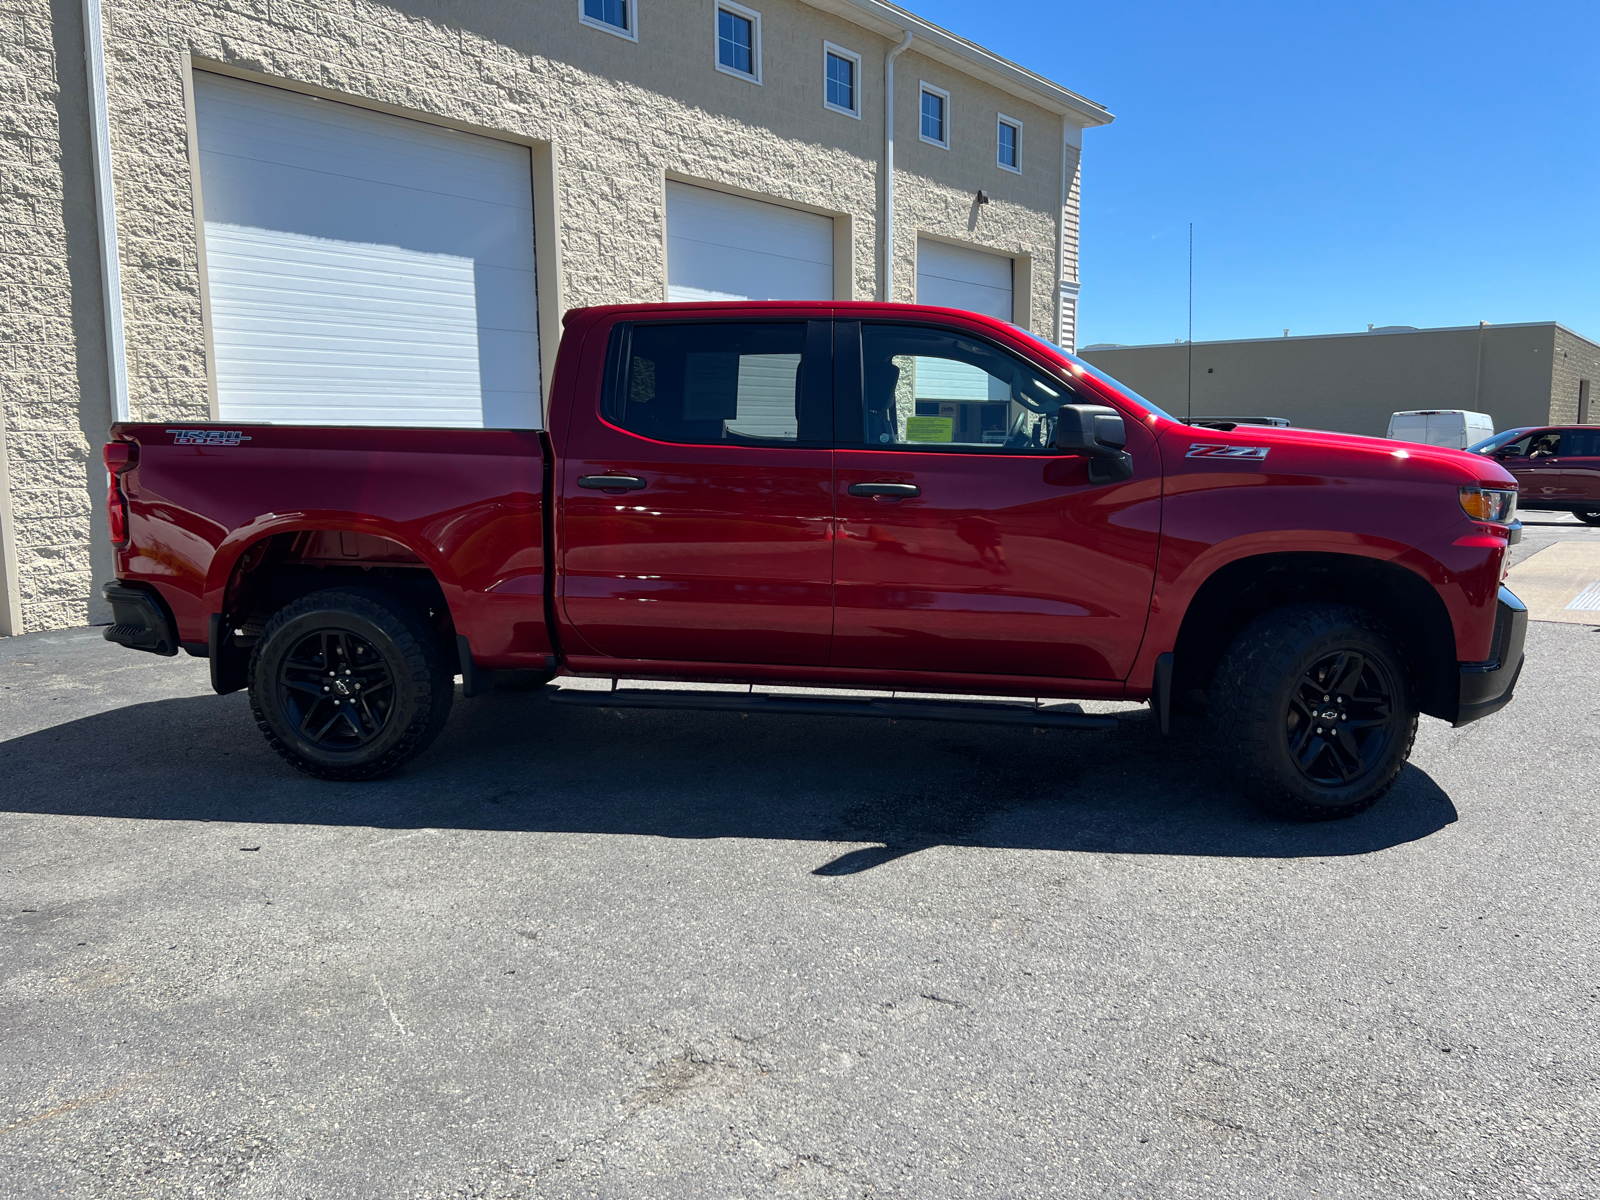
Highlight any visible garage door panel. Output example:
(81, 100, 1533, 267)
(195, 72, 541, 428)
(916, 238, 1013, 322)
(666, 182, 832, 302)
(200, 164, 537, 271)
(198, 76, 531, 208)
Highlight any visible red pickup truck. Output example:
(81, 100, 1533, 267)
(100, 302, 1526, 820)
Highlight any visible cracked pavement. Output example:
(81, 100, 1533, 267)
(2, 521, 1597, 1198)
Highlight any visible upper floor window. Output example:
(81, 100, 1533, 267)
(920, 84, 949, 148)
(824, 43, 861, 117)
(716, 2, 761, 83)
(580, 0, 636, 40)
(997, 115, 1021, 172)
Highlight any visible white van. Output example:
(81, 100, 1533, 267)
(1386, 410, 1495, 450)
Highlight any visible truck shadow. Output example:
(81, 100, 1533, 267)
(0, 687, 1457, 871)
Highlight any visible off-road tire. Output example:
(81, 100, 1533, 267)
(1210, 603, 1417, 821)
(248, 588, 453, 781)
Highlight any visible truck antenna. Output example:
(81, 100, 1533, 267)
(1187, 223, 1194, 422)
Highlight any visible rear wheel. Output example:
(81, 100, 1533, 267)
(248, 588, 453, 780)
(1210, 603, 1417, 820)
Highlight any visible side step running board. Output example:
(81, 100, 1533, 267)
(548, 687, 1120, 730)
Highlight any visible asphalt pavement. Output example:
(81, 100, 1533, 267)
(2, 525, 1597, 1198)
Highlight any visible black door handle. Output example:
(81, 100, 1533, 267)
(578, 474, 647, 491)
(848, 482, 920, 498)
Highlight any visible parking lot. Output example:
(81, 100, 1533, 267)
(2, 517, 1597, 1199)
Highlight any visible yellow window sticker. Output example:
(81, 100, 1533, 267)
(905, 416, 954, 443)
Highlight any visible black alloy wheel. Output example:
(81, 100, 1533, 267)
(1285, 649, 1397, 787)
(1577, 510, 1600, 526)
(1210, 602, 1418, 820)
(278, 628, 396, 751)
(248, 588, 454, 780)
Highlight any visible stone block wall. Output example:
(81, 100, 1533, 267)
(3, 0, 1088, 632)
(1548, 326, 1600, 425)
(0, 0, 113, 633)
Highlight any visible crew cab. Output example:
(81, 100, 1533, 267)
(100, 302, 1528, 820)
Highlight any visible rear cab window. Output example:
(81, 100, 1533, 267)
(601, 321, 830, 445)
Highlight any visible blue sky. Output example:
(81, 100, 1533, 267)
(911, 0, 1600, 348)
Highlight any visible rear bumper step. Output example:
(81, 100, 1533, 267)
(549, 687, 1121, 730)
(102, 582, 177, 657)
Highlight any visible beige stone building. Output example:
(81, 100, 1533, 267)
(1081, 322, 1600, 439)
(0, 0, 1110, 635)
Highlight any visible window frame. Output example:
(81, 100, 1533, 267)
(838, 320, 1089, 455)
(578, 0, 638, 42)
(714, 0, 763, 85)
(996, 113, 1022, 173)
(918, 82, 950, 149)
(822, 42, 862, 119)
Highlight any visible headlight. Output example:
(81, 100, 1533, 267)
(1459, 486, 1517, 524)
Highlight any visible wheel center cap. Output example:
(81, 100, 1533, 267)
(1320, 708, 1339, 722)
(334, 680, 352, 696)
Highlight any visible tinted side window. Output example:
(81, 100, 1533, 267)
(858, 324, 1076, 453)
(606, 323, 809, 445)
(1563, 429, 1598, 456)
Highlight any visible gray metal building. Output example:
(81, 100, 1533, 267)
(1080, 322, 1599, 439)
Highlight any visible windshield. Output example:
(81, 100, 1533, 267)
(1467, 428, 1532, 454)
(1011, 328, 1177, 421)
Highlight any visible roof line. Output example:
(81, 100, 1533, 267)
(798, 0, 1113, 127)
(1084, 321, 1600, 352)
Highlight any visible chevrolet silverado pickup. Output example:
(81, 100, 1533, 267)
(100, 301, 1527, 820)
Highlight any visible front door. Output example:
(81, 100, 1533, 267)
(1498, 429, 1566, 502)
(559, 318, 835, 666)
(830, 320, 1161, 682)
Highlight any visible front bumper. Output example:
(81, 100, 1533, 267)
(102, 582, 178, 657)
(1453, 586, 1527, 727)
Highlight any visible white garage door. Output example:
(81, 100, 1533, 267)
(916, 238, 1013, 322)
(194, 73, 541, 428)
(666, 182, 833, 302)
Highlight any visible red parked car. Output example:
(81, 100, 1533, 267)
(1470, 425, 1600, 523)
(99, 302, 1526, 821)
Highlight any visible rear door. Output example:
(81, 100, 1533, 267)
(829, 320, 1161, 682)
(1556, 427, 1600, 505)
(559, 318, 836, 666)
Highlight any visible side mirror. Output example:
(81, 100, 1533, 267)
(1054, 404, 1133, 483)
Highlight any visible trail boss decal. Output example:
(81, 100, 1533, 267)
(168, 429, 252, 447)
(1186, 442, 1270, 460)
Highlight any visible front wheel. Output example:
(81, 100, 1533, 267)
(1209, 603, 1417, 820)
(248, 588, 454, 780)
(1576, 510, 1600, 526)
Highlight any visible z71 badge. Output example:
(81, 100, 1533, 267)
(168, 429, 252, 447)
(1186, 443, 1270, 460)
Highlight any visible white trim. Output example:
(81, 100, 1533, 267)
(82, 0, 129, 423)
(577, 0, 638, 42)
(714, 0, 763, 85)
(996, 113, 1022, 173)
(822, 41, 862, 118)
(918, 81, 950, 149)
(881, 31, 913, 301)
